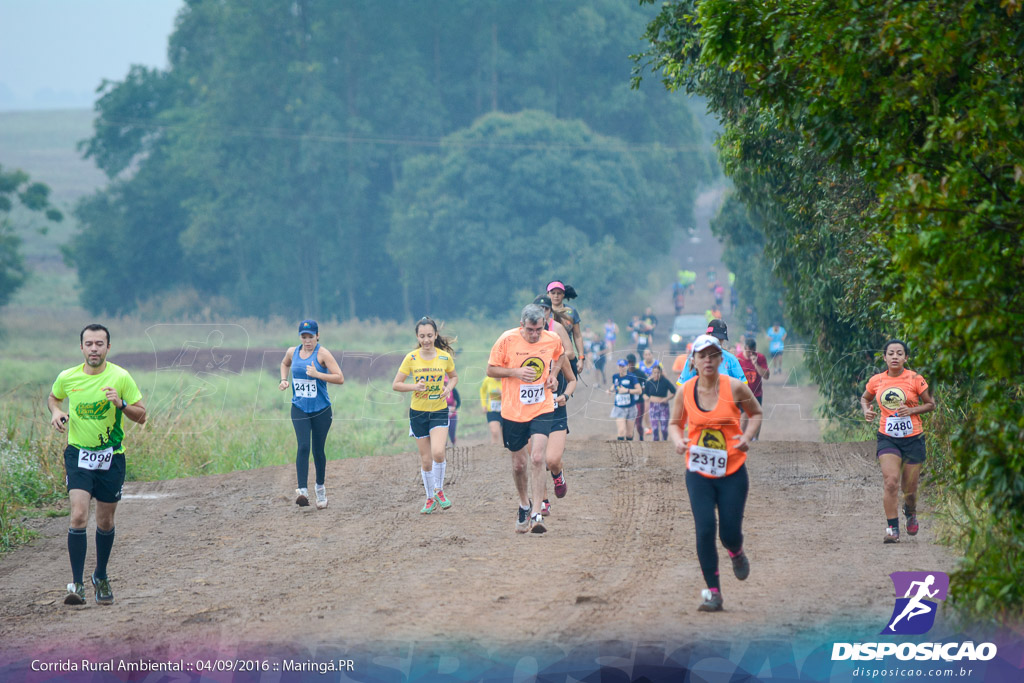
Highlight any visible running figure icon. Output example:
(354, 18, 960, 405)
(888, 574, 939, 632)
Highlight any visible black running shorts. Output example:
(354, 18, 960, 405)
(409, 409, 449, 439)
(876, 432, 927, 465)
(64, 445, 126, 503)
(502, 414, 555, 452)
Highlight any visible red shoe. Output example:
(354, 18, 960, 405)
(552, 472, 567, 499)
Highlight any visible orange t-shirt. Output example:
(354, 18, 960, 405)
(488, 328, 563, 423)
(865, 369, 929, 438)
(680, 375, 745, 477)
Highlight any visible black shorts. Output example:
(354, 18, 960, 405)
(409, 409, 449, 439)
(569, 357, 580, 379)
(502, 414, 555, 452)
(64, 445, 126, 503)
(550, 405, 569, 434)
(876, 432, 927, 465)
(486, 410, 502, 423)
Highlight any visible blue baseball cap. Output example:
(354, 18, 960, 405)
(617, 359, 628, 367)
(298, 319, 318, 336)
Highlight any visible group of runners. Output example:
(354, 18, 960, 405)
(47, 294, 935, 611)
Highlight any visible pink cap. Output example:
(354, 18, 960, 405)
(546, 280, 565, 292)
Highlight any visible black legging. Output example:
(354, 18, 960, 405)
(291, 404, 332, 488)
(685, 464, 749, 590)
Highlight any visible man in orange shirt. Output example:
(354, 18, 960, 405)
(488, 304, 573, 534)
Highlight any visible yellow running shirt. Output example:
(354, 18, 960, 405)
(398, 349, 455, 412)
(488, 328, 563, 423)
(479, 375, 503, 413)
(51, 362, 142, 453)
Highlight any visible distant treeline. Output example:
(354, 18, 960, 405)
(70, 0, 716, 320)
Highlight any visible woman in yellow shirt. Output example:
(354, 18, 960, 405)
(392, 317, 459, 514)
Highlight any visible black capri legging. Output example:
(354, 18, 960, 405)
(685, 464, 749, 590)
(291, 404, 333, 488)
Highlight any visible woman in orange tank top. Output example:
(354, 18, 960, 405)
(669, 334, 763, 613)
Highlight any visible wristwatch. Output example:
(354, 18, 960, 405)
(121, 399, 128, 410)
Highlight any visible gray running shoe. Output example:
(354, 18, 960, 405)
(884, 526, 900, 543)
(91, 574, 114, 605)
(698, 589, 723, 612)
(515, 506, 530, 534)
(314, 484, 327, 509)
(64, 582, 86, 605)
(731, 551, 750, 581)
(295, 488, 309, 507)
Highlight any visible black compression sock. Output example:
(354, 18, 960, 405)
(68, 527, 87, 584)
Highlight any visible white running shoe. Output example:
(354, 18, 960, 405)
(295, 488, 309, 507)
(314, 484, 327, 509)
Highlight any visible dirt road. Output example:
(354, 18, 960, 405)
(0, 369, 955, 667)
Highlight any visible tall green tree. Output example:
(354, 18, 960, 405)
(635, 0, 1024, 621)
(388, 111, 654, 317)
(0, 165, 63, 308)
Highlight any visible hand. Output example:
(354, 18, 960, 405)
(440, 384, 452, 400)
(555, 394, 567, 407)
(617, 385, 628, 393)
(306, 366, 319, 379)
(51, 411, 68, 433)
(734, 433, 751, 452)
(279, 379, 289, 391)
(514, 367, 537, 382)
(895, 404, 912, 417)
(577, 356, 587, 372)
(864, 406, 877, 422)
(545, 374, 557, 391)
(413, 381, 427, 391)
(102, 386, 121, 406)
(673, 437, 687, 455)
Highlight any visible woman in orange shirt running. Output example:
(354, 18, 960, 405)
(669, 334, 762, 613)
(860, 340, 935, 544)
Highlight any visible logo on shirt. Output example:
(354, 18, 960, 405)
(880, 387, 907, 411)
(521, 357, 546, 381)
(699, 429, 726, 450)
(76, 399, 112, 420)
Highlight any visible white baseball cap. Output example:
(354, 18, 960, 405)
(692, 334, 722, 353)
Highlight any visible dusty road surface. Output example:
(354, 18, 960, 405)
(0, 367, 955, 670)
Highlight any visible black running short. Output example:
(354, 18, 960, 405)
(409, 409, 449, 439)
(550, 405, 569, 433)
(876, 432, 926, 465)
(64, 445, 126, 503)
(502, 414, 555, 452)
(486, 410, 502, 423)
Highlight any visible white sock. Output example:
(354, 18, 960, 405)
(421, 470, 434, 499)
(433, 460, 446, 492)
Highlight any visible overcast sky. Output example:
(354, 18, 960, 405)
(0, 0, 182, 111)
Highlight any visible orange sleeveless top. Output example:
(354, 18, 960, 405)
(681, 375, 745, 477)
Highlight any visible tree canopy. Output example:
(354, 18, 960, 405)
(635, 0, 1024, 621)
(0, 164, 63, 308)
(70, 0, 715, 320)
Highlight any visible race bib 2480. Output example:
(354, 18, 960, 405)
(885, 415, 914, 438)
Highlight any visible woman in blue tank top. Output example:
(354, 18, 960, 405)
(278, 320, 345, 509)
